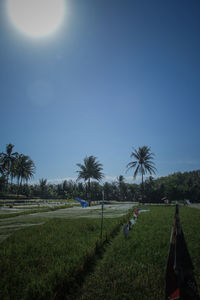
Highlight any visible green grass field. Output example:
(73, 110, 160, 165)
(0, 205, 200, 299)
(79, 206, 200, 300)
(0, 203, 135, 242)
(0, 204, 77, 219)
(0, 216, 127, 300)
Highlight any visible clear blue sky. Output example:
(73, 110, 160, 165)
(1, 0, 200, 184)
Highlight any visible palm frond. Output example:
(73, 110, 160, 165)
(133, 164, 140, 178)
(126, 161, 137, 173)
(127, 145, 157, 182)
(76, 155, 104, 182)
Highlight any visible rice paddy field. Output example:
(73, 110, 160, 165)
(0, 202, 200, 299)
(0, 201, 135, 242)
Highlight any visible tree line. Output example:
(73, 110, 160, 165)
(0, 144, 35, 192)
(8, 176, 140, 202)
(1, 143, 200, 203)
(146, 170, 200, 203)
(1, 171, 200, 203)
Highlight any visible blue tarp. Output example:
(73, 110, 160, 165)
(75, 197, 88, 208)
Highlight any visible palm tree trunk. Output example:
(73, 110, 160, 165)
(17, 177, 20, 196)
(6, 174, 9, 192)
(88, 178, 91, 206)
(141, 172, 144, 203)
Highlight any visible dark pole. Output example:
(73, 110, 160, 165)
(141, 172, 144, 204)
(100, 190, 104, 239)
(175, 203, 179, 217)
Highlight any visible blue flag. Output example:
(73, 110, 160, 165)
(75, 197, 88, 208)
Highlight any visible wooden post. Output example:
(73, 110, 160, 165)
(100, 190, 104, 239)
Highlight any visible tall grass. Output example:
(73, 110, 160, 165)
(79, 206, 200, 300)
(0, 217, 124, 299)
(1, 206, 199, 300)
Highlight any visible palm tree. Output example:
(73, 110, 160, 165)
(15, 154, 35, 187)
(117, 175, 126, 201)
(126, 146, 157, 202)
(0, 155, 5, 178)
(0, 144, 18, 186)
(39, 178, 48, 198)
(117, 175, 125, 185)
(76, 156, 104, 205)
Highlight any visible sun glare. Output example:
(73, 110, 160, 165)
(7, 0, 66, 38)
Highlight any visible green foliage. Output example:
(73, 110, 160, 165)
(145, 170, 200, 203)
(126, 145, 157, 203)
(77, 155, 104, 203)
(76, 155, 104, 182)
(0, 143, 18, 184)
(1, 169, 200, 203)
(0, 144, 35, 189)
(0, 176, 7, 192)
(1, 144, 200, 203)
(15, 154, 35, 185)
(126, 146, 157, 180)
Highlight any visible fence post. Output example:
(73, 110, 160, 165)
(100, 190, 104, 239)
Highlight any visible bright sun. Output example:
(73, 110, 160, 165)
(7, 0, 66, 38)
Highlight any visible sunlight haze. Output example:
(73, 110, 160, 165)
(1, 0, 200, 183)
(7, 0, 66, 38)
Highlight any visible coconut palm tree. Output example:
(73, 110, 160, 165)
(126, 146, 157, 202)
(117, 175, 126, 201)
(76, 156, 104, 205)
(0, 155, 5, 178)
(0, 144, 18, 185)
(15, 154, 35, 186)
